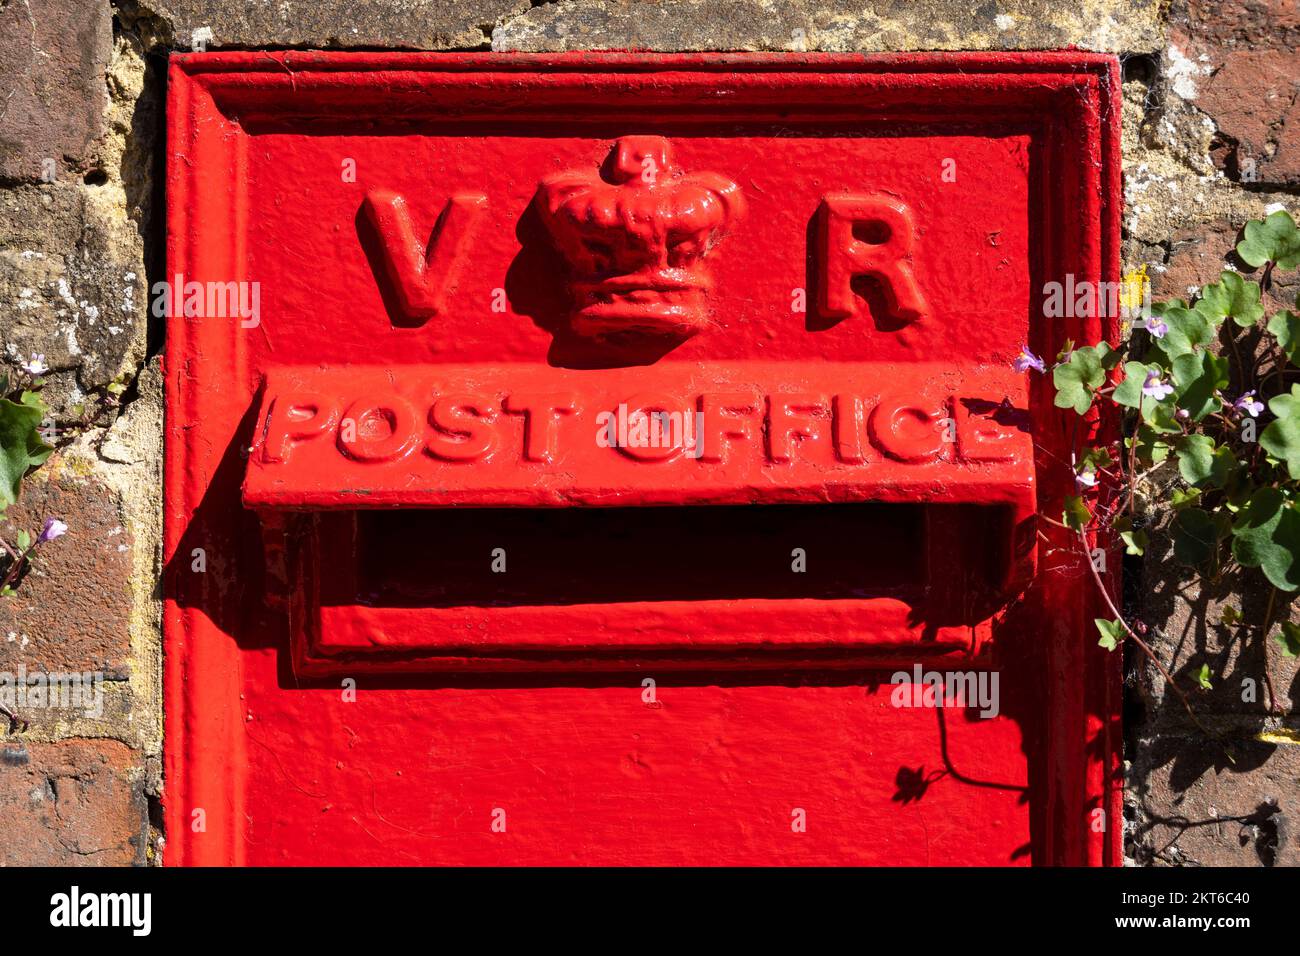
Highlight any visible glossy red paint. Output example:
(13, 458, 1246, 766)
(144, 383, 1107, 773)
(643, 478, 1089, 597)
(165, 52, 1122, 865)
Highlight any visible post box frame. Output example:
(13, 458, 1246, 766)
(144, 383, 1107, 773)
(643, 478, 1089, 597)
(165, 51, 1121, 866)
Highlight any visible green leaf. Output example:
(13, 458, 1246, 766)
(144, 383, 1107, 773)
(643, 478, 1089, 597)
(1220, 606, 1241, 626)
(1142, 399, 1184, 434)
(1132, 427, 1173, 466)
(1175, 435, 1224, 487)
(1261, 384, 1300, 480)
(1268, 311, 1300, 366)
(1175, 435, 1237, 488)
(1080, 447, 1115, 471)
(1052, 347, 1106, 415)
(1237, 210, 1300, 270)
(1114, 362, 1153, 408)
(1193, 663, 1213, 690)
(15, 529, 30, 550)
(1222, 466, 1253, 510)
(1170, 487, 1202, 509)
(1094, 341, 1122, 371)
(1095, 618, 1124, 651)
(0, 398, 53, 511)
(1195, 271, 1264, 328)
(1213, 508, 1235, 542)
(1063, 495, 1092, 531)
(1172, 507, 1218, 566)
(1231, 487, 1300, 591)
(1171, 350, 1230, 421)
(1176, 434, 1214, 484)
(1138, 429, 1180, 468)
(1151, 306, 1213, 361)
(1212, 447, 1239, 486)
(1277, 621, 1300, 658)
(1121, 529, 1148, 556)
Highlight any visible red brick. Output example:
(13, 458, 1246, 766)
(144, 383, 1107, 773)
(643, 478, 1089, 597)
(0, 739, 146, 865)
(1172, 0, 1300, 187)
(0, 475, 135, 676)
(1198, 49, 1299, 186)
(0, 0, 112, 181)
(1180, 0, 1300, 46)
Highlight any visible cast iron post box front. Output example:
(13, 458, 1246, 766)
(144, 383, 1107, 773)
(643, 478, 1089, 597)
(165, 53, 1122, 865)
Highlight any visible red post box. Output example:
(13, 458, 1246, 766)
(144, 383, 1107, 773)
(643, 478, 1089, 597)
(165, 52, 1122, 865)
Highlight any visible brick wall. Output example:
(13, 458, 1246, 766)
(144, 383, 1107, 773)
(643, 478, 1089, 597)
(0, 0, 1295, 865)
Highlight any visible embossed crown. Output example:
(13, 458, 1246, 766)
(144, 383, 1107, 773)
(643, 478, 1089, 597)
(535, 136, 746, 342)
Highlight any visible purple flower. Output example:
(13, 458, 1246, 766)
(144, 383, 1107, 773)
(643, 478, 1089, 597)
(1142, 370, 1175, 401)
(1145, 315, 1168, 339)
(1012, 345, 1045, 374)
(21, 353, 48, 376)
(36, 517, 67, 544)
(1233, 391, 1264, 417)
(1076, 467, 1099, 489)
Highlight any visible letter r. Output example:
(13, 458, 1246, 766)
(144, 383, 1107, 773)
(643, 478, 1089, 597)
(817, 194, 928, 325)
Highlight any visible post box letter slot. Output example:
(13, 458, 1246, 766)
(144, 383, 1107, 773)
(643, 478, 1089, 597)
(243, 361, 1036, 674)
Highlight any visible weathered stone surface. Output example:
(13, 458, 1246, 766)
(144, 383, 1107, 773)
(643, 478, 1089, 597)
(0, 0, 113, 182)
(0, 34, 155, 418)
(0, 739, 147, 865)
(492, 0, 1165, 53)
(123, 0, 530, 50)
(85, 357, 165, 759)
(0, 472, 135, 676)
(118, 0, 1170, 53)
(0, 181, 146, 406)
(1129, 735, 1299, 866)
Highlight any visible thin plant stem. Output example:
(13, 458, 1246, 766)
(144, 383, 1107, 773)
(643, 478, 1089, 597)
(0, 542, 34, 592)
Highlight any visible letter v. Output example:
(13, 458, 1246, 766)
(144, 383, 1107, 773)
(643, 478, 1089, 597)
(362, 189, 488, 326)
